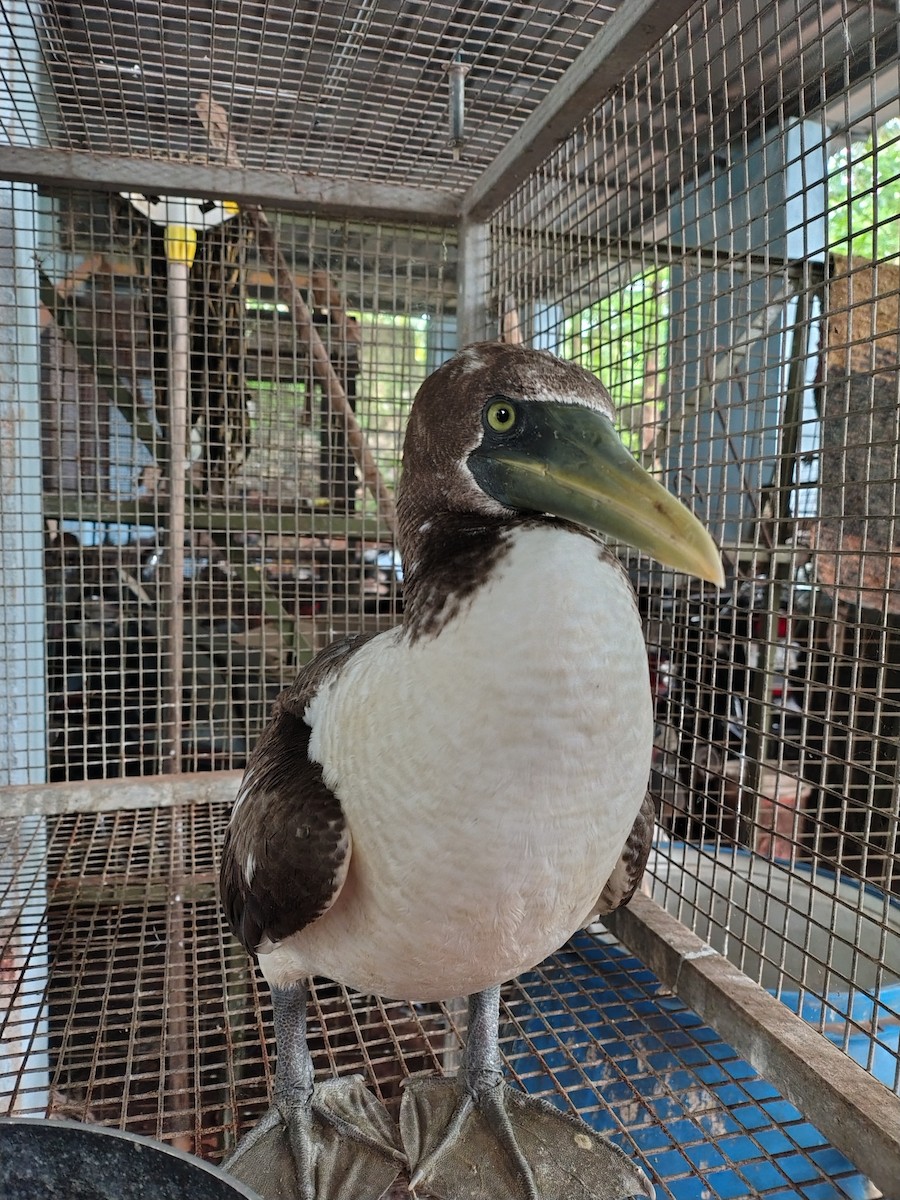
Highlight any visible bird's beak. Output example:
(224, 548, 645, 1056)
(468, 401, 725, 587)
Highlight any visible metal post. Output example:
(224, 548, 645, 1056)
(457, 219, 491, 346)
(162, 249, 190, 775)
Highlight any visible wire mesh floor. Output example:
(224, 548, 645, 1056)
(0, 800, 880, 1199)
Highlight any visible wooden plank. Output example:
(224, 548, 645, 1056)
(42, 494, 388, 540)
(49, 876, 218, 907)
(0, 771, 243, 817)
(0, 145, 459, 226)
(606, 892, 900, 1198)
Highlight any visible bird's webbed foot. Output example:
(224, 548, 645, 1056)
(222, 983, 405, 1200)
(400, 1073, 653, 1200)
(224, 1074, 405, 1200)
(399, 986, 654, 1200)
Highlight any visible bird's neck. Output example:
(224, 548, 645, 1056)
(399, 511, 519, 642)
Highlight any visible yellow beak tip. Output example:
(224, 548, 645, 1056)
(702, 558, 726, 589)
(690, 542, 726, 589)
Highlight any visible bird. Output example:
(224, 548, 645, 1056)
(219, 342, 724, 1200)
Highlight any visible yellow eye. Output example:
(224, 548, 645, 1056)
(485, 400, 518, 433)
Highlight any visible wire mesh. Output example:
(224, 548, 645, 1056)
(0, 799, 878, 1199)
(3, 0, 620, 193)
(29, 189, 454, 782)
(490, 0, 900, 1101)
(2, 0, 900, 1190)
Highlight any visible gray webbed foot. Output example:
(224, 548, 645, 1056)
(222, 982, 405, 1200)
(400, 1075, 653, 1200)
(399, 987, 654, 1200)
(225, 1075, 404, 1200)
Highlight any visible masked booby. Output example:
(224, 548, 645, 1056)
(220, 342, 723, 1200)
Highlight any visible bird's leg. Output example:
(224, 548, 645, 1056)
(224, 981, 405, 1200)
(400, 985, 655, 1200)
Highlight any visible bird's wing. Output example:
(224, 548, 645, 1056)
(592, 792, 655, 917)
(219, 634, 372, 955)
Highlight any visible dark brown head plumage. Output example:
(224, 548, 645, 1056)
(397, 342, 616, 639)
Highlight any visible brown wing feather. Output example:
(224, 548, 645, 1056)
(593, 793, 655, 918)
(219, 634, 372, 955)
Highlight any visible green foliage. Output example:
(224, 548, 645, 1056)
(561, 269, 670, 445)
(560, 118, 900, 439)
(828, 117, 900, 260)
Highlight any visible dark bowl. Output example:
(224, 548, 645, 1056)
(0, 1118, 262, 1200)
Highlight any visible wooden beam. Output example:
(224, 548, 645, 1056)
(50, 875, 217, 907)
(41, 493, 387, 540)
(460, 0, 702, 221)
(0, 145, 459, 226)
(606, 892, 900, 1198)
(0, 771, 243, 817)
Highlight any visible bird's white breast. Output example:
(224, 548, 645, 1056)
(259, 526, 652, 1001)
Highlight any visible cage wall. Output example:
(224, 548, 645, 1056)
(2, 0, 900, 1194)
(488, 0, 900, 1105)
(26, 190, 455, 781)
(0, 185, 457, 1124)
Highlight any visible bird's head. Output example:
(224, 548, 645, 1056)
(397, 341, 724, 588)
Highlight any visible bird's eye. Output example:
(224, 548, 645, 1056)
(485, 400, 518, 433)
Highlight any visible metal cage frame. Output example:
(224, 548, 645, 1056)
(4, 0, 900, 1195)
